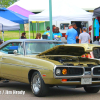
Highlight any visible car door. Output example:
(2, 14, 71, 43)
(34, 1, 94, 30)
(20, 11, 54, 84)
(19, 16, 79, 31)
(0, 42, 25, 81)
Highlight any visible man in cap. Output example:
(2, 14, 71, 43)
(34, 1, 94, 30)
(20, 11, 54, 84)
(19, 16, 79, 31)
(79, 27, 90, 44)
(65, 23, 78, 44)
(72, 22, 82, 43)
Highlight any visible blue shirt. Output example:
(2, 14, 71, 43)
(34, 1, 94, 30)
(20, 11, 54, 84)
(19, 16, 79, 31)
(66, 28, 78, 44)
(43, 31, 50, 39)
(53, 32, 62, 41)
(93, 19, 99, 36)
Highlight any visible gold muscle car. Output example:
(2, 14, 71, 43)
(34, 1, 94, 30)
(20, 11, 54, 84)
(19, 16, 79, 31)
(0, 39, 100, 97)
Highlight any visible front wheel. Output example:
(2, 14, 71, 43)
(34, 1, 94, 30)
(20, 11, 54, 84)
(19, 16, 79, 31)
(84, 87, 99, 93)
(31, 71, 49, 97)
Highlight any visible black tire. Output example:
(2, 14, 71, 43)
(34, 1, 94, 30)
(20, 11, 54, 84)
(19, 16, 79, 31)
(31, 71, 49, 97)
(84, 87, 99, 93)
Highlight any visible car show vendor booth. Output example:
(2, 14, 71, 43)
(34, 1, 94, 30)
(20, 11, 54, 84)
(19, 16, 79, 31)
(29, 0, 92, 41)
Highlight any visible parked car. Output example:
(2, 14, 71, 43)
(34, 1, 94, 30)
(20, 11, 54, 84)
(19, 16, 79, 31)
(0, 39, 100, 97)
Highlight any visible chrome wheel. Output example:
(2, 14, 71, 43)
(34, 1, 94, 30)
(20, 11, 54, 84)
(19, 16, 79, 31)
(33, 74, 41, 93)
(31, 71, 49, 97)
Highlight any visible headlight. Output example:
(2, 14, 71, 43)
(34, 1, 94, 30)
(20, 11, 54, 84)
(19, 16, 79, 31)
(56, 69, 61, 75)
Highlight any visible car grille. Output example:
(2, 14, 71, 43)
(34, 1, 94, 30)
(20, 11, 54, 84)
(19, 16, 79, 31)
(68, 68, 83, 76)
(85, 67, 91, 71)
(56, 67, 83, 76)
(93, 68, 100, 75)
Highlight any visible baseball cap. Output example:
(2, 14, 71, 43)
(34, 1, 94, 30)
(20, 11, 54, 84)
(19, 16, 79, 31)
(82, 27, 87, 30)
(71, 23, 76, 26)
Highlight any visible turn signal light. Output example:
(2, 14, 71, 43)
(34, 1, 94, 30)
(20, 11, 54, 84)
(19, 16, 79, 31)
(62, 69, 67, 75)
(62, 79, 67, 82)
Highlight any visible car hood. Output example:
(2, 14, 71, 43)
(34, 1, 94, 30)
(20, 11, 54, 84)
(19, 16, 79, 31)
(37, 44, 94, 56)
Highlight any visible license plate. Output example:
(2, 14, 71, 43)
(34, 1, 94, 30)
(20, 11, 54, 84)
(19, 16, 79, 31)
(81, 78, 92, 84)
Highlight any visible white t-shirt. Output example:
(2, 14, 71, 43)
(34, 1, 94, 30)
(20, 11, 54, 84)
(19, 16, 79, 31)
(79, 32, 90, 43)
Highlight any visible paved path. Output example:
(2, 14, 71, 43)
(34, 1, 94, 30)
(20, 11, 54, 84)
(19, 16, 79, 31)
(0, 81, 100, 100)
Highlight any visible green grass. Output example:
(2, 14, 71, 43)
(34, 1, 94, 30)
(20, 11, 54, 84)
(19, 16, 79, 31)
(0, 30, 44, 41)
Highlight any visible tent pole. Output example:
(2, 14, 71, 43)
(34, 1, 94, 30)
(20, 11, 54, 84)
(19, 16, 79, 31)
(23, 24, 25, 32)
(44, 22, 46, 31)
(2, 31, 4, 42)
(19, 29, 21, 39)
(92, 17, 95, 43)
(36, 23, 37, 34)
(49, 0, 53, 40)
(2, 25, 4, 42)
(29, 21, 30, 39)
(38, 23, 39, 32)
(32, 23, 34, 39)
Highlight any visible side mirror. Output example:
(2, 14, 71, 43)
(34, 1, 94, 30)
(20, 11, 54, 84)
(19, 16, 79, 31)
(13, 50, 17, 55)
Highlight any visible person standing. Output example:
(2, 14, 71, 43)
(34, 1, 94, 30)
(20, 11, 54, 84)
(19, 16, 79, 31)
(35, 33, 41, 39)
(52, 25, 56, 33)
(43, 26, 50, 39)
(79, 27, 90, 44)
(65, 24, 78, 44)
(20, 32, 27, 39)
(53, 27, 62, 41)
(72, 23, 82, 43)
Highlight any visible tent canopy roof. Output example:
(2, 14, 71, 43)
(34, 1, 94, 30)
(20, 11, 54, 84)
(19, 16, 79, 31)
(29, 0, 92, 21)
(8, 5, 34, 17)
(93, 7, 100, 17)
(0, 7, 28, 24)
(9, 0, 100, 12)
(0, 17, 20, 31)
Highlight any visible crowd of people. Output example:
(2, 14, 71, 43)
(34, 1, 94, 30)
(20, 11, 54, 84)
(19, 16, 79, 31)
(65, 23, 90, 44)
(15, 23, 91, 44)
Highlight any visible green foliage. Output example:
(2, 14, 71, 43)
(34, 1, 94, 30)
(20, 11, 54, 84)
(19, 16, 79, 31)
(0, 0, 17, 8)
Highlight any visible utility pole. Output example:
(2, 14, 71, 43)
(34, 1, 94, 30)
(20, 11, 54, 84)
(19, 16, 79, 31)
(49, 0, 53, 40)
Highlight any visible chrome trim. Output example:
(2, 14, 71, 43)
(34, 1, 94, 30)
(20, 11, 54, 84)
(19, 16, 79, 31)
(61, 81, 80, 83)
(92, 66, 100, 77)
(1, 62, 50, 71)
(61, 80, 100, 83)
(54, 65, 100, 79)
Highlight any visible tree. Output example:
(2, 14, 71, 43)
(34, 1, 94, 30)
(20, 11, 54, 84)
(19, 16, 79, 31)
(0, 0, 17, 8)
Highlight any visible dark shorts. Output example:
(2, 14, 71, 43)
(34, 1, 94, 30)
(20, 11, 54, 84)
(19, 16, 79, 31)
(76, 39, 79, 43)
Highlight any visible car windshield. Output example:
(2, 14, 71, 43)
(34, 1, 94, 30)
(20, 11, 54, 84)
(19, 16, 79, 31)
(25, 42, 63, 55)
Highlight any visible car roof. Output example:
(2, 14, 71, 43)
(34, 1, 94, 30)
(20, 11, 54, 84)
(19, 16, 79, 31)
(0, 39, 62, 48)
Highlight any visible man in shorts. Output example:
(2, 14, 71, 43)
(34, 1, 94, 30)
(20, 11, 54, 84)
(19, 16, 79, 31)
(79, 27, 90, 44)
(65, 24, 78, 44)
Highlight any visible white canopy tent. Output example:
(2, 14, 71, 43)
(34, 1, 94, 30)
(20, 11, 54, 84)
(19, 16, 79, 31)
(29, 0, 92, 21)
(10, 0, 100, 12)
(0, 17, 20, 42)
(29, 0, 93, 39)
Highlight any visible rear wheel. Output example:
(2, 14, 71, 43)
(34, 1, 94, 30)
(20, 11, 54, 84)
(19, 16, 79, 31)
(84, 87, 99, 93)
(31, 71, 49, 97)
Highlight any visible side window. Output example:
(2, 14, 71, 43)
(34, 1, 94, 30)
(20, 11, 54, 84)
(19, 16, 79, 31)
(18, 43, 24, 55)
(0, 42, 21, 54)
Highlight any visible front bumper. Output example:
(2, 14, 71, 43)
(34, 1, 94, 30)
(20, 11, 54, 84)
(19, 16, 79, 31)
(44, 65, 100, 85)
